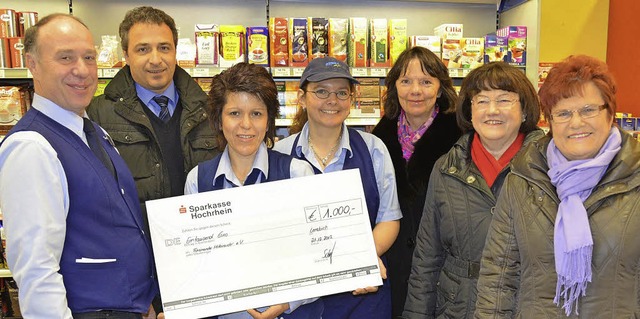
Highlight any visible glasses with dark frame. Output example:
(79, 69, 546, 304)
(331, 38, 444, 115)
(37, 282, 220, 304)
(305, 89, 352, 100)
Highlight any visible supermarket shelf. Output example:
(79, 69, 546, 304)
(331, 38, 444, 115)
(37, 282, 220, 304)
(0, 66, 492, 80)
(0, 269, 12, 278)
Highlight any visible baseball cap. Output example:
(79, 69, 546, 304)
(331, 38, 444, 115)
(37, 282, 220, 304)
(299, 57, 359, 87)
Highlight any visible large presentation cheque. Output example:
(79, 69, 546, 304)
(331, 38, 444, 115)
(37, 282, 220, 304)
(146, 169, 381, 319)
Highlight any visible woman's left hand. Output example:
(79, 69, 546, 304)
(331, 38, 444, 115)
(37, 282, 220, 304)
(247, 303, 290, 319)
(352, 256, 385, 295)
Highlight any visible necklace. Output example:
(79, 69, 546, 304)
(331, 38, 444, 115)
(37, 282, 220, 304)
(308, 132, 342, 167)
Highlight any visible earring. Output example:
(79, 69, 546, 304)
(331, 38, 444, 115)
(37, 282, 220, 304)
(522, 115, 526, 123)
(266, 137, 274, 148)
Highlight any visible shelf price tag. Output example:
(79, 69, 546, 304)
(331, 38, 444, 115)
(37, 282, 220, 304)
(102, 68, 119, 78)
(370, 68, 386, 77)
(351, 68, 367, 77)
(26, 69, 32, 78)
(192, 68, 210, 77)
(272, 67, 291, 77)
(0, 69, 4, 78)
(292, 68, 305, 77)
(462, 69, 470, 77)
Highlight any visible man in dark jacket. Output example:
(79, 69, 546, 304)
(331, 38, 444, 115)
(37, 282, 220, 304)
(87, 7, 220, 317)
(87, 6, 220, 227)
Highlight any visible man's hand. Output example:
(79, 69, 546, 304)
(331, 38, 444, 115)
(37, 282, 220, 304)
(246, 303, 290, 319)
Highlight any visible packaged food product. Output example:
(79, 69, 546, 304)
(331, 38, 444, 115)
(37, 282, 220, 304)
(176, 38, 196, 68)
(348, 17, 368, 68)
(441, 38, 462, 68)
(269, 17, 289, 67)
(309, 17, 329, 60)
(247, 26, 268, 66)
(388, 19, 407, 66)
(0, 9, 17, 38)
(289, 18, 309, 67)
(8, 37, 24, 68)
(483, 34, 506, 63)
(195, 24, 219, 66)
(17, 11, 37, 37)
(219, 25, 245, 67)
(460, 37, 484, 69)
(370, 18, 389, 67)
(434, 23, 463, 40)
(497, 25, 527, 65)
(0, 86, 24, 125)
(328, 18, 348, 62)
(0, 38, 10, 68)
(97, 35, 119, 68)
(410, 35, 441, 58)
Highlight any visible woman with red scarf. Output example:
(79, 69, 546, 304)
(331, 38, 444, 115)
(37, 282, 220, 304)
(402, 62, 543, 318)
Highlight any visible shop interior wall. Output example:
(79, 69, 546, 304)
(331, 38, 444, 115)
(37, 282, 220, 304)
(607, 0, 639, 115)
(539, 0, 609, 63)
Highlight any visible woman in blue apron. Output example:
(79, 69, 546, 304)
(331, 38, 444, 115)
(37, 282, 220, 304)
(273, 57, 402, 319)
(184, 62, 323, 319)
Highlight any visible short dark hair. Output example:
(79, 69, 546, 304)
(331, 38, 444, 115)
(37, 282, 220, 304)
(208, 63, 280, 149)
(383, 46, 457, 119)
(119, 6, 178, 52)
(456, 62, 540, 134)
(24, 14, 88, 56)
(538, 55, 617, 120)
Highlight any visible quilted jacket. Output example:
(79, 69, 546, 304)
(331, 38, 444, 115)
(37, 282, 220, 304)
(403, 129, 543, 319)
(474, 128, 640, 318)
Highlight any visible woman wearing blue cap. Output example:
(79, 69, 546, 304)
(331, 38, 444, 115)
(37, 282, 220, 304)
(273, 57, 402, 319)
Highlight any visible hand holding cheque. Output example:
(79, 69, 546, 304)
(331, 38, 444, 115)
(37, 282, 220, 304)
(146, 169, 382, 319)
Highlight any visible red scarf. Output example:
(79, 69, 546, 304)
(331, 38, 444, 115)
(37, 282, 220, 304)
(470, 132, 525, 187)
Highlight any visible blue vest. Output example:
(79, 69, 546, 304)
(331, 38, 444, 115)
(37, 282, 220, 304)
(291, 128, 381, 228)
(4, 108, 157, 313)
(197, 149, 292, 191)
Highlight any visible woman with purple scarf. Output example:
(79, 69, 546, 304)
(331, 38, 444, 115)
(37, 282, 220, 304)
(372, 47, 461, 318)
(474, 55, 640, 318)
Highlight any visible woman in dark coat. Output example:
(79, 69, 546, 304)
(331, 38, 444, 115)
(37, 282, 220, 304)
(403, 62, 543, 318)
(372, 47, 461, 318)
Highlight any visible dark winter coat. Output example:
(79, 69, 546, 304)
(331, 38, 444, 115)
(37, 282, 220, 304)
(475, 128, 640, 318)
(372, 112, 461, 318)
(403, 129, 543, 319)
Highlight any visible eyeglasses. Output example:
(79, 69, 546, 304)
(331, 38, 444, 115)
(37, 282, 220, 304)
(472, 97, 519, 110)
(550, 104, 607, 123)
(305, 89, 352, 100)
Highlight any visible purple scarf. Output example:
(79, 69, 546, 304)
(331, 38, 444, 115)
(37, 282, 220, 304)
(546, 127, 621, 316)
(397, 106, 439, 161)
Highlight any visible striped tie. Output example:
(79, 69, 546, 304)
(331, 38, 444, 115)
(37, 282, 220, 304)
(153, 95, 170, 122)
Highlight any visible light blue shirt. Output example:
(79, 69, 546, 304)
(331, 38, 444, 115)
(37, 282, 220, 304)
(135, 82, 179, 118)
(184, 142, 317, 318)
(273, 123, 402, 224)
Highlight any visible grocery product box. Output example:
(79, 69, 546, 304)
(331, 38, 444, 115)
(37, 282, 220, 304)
(388, 19, 407, 66)
(441, 38, 462, 69)
(355, 78, 381, 99)
(309, 17, 329, 60)
(348, 17, 368, 67)
(460, 37, 484, 69)
(410, 35, 441, 58)
(484, 34, 506, 63)
(0, 9, 18, 38)
(328, 18, 348, 62)
(355, 98, 380, 114)
(176, 38, 196, 68)
(434, 23, 463, 40)
(497, 25, 527, 65)
(219, 25, 245, 67)
(289, 18, 309, 67)
(195, 24, 219, 65)
(369, 18, 389, 67)
(196, 77, 213, 93)
(0, 86, 25, 125)
(269, 17, 289, 67)
(247, 26, 268, 66)
(0, 38, 10, 68)
(620, 117, 636, 131)
(8, 37, 24, 68)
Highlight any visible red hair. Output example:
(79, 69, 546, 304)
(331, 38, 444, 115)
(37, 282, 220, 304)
(538, 55, 617, 120)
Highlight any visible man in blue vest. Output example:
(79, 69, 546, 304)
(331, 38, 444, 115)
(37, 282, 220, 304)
(0, 14, 157, 318)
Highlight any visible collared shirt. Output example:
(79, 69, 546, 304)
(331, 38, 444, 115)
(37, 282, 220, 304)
(184, 142, 316, 318)
(0, 94, 85, 318)
(273, 123, 402, 224)
(135, 82, 179, 118)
